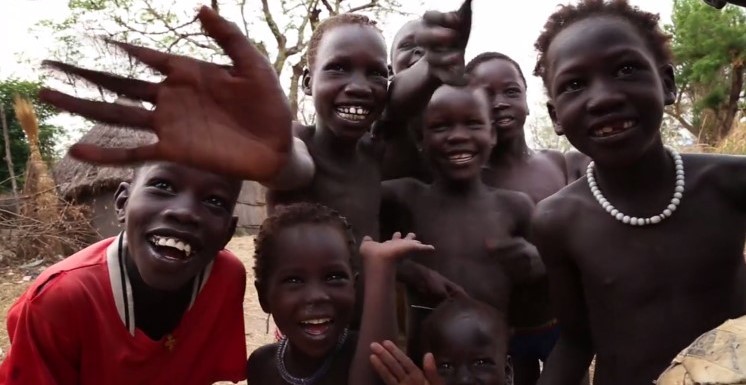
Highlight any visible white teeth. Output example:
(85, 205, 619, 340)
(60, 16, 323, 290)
(151, 235, 193, 257)
(302, 318, 331, 325)
(622, 120, 634, 129)
(336, 105, 370, 121)
(593, 120, 635, 137)
(448, 153, 474, 164)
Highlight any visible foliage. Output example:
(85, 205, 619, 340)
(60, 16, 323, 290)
(0, 79, 63, 193)
(665, 0, 746, 146)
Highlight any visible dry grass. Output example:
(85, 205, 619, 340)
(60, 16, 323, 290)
(0, 236, 275, 384)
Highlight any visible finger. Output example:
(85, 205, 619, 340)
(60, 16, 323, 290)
(68, 142, 159, 165)
(423, 353, 445, 385)
(39, 89, 153, 129)
(383, 340, 419, 373)
(405, 232, 416, 240)
(392, 232, 402, 240)
(197, 6, 267, 75)
(456, 0, 473, 38)
(374, 342, 408, 381)
(42, 60, 158, 104)
(415, 27, 460, 49)
(107, 40, 172, 74)
(370, 355, 401, 385)
(362, 235, 373, 243)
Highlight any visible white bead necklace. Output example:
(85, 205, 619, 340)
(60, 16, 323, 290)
(586, 146, 685, 226)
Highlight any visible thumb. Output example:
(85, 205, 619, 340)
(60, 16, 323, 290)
(423, 353, 445, 385)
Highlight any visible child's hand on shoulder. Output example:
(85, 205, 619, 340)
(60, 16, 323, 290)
(40, 6, 292, 182)
(360, 233, 435, 268)
(370, 341, 445, 385)
(416, 0, 472, 85)
(486, 237, 544, 282)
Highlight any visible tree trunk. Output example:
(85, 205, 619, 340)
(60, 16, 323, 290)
(720, 63, 744, 142)
(1, 102, 18, 198)
(289, 60, 305, 119)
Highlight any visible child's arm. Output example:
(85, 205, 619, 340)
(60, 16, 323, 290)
(532, 202, 594, 385)
(40, 6, 293, 182)
(261, 135, 315, 191)
(490, 192, 545, 283)
(375, 0, 472, 138)
(349, 233, 435, 385)
(370, 341, 444, 385)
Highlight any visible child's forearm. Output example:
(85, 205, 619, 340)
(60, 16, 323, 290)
(380, 60, 440, 130)
(349, 258, 399, 385)
(260, 137, 315, 190)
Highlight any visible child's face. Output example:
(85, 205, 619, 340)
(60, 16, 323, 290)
(309, 25, 388, 141)
(422, 85, 495, 182)
(428, 311, 506, 385)
(391, 20, 424, 74)
(469, 59, 528, 142)
(116, 162, 240, 291)
(264, 223, 355, 358)
(545, 17, 674, 166)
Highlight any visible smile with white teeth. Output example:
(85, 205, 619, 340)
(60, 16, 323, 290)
(495, 117, 514, 127)
(150, 235, 193, 258)
(301, 318, 332, 325)
(448, 153, 475, 165)
(335, 105, 370, 122)
(591, 120, 635, 138)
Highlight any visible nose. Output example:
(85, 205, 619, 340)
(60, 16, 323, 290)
(453, 366, 476, 385)
(587, 78, 625, 114)
(446, 125, 471, 143)
(304, 281, 331, 304)
(163, 195, 200, 228)
(344, 73, 373, 98)
(412, 46, 424, 58)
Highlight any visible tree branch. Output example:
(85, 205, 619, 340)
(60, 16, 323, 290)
(321, 0, 335, 14)
(347, 0, 379, 13)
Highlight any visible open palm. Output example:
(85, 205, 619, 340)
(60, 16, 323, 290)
(40, 6, 292, 181)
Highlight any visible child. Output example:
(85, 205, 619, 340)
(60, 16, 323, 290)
(0, 161, 247, 384)
(465, 53, 589, 385)
(246, 202, 433, 385)
(370, 296, 510, 385)
(382, 83, 541, 363)
(529, 1, 746, 385)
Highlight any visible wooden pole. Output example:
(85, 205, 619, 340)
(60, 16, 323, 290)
(0, 102, 18, 198)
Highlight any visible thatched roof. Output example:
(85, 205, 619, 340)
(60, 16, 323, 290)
(53, 98, 156, 201)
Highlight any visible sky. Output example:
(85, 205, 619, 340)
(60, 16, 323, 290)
(0, 0, 675, 146)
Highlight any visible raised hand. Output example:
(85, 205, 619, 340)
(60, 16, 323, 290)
(40, 6, 292, 181)
(370, 341, 445, 385)
(360, 232, 435, 264)
(416, 0, 472, 85)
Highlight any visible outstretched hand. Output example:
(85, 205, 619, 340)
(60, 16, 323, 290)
(486, 237, 544, 282)
(40, 6, 292, 181)
(416, 0, 472, 85)
(360, 232, 435, 265)
(371, 341, 444, 385)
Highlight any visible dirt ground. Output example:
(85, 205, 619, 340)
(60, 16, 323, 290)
(0, 235, 274, 385)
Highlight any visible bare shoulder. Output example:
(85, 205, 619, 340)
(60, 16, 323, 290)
(247, 343, 278, 378)
(533, 178, 589, 235)
(535, 148, 566, 167)
(382, 177, 427, 204)
(683, 153, 746, 209)
(491, 187, 535, 219)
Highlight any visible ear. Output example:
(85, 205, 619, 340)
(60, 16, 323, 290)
(302, 68, 312, 96)
(114, 182, 130, 224)
(546, 101, 564, 136)
(220, 216, 238, 249)
(659, 64, 676, 106)
(387, 64, 394, 79)
(255, 280, 270, 314)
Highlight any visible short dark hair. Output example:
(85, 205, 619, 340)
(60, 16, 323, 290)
(533, 0, 673, 91)
(253, 202, 357, 293)
(307, 13, 381, 71)
(420, 295, 507, 353)
(466, 52, 527, 89)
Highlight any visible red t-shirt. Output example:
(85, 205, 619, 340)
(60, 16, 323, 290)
(0, 236, 247, 385)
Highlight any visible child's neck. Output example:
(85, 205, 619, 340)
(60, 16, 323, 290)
(313, 121, 360, 158)
(593, 140, 673, 198)
(284, 341, 332, 376)
(489, 131, 532, 165)
(431, 174, 488, 197)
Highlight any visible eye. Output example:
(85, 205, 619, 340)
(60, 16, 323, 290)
(326, 271, 350, 283)
(474, 358, 495, 367)
(467, 120, 486, 130)
(505, 88, 522, 97)
(559, 79, 584, 94)
(437, 362, 453, 371)
(281, 276, 302, 285)
(325, 62, 347, 72)
(616, 63, 639, 77)
(148, 179, 174, 192)
(205, 196, 228, 209)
